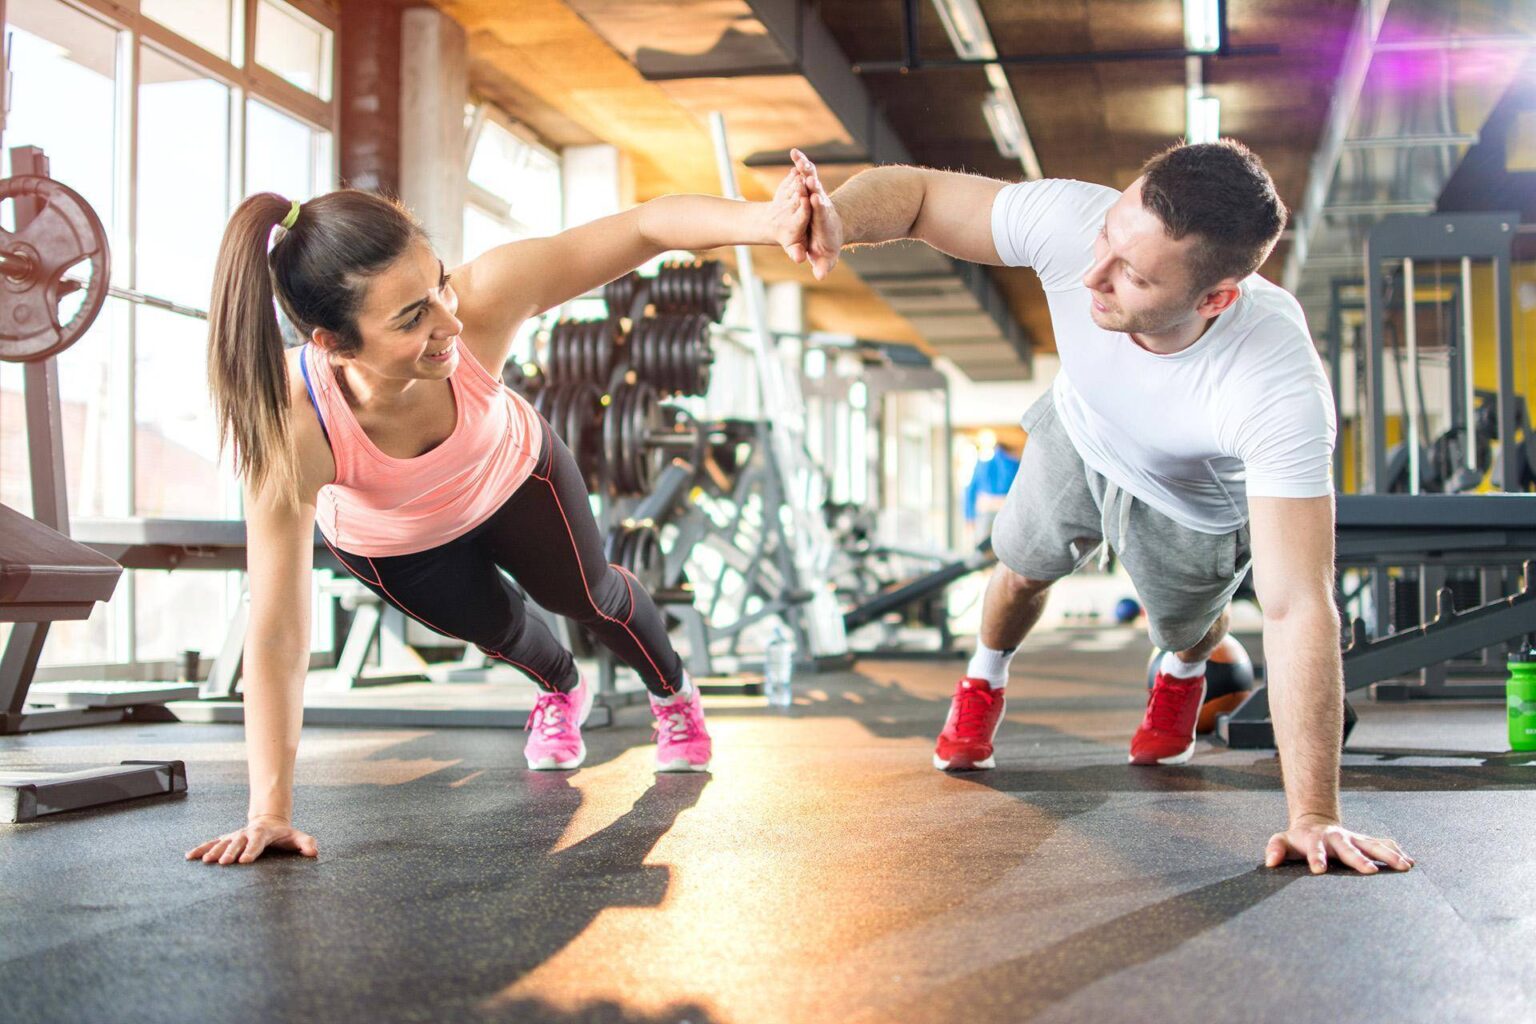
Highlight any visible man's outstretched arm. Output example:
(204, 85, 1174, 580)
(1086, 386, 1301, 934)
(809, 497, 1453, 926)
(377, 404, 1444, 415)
(1248, 494, 1414, 874)
(791, 150, 1008, 277)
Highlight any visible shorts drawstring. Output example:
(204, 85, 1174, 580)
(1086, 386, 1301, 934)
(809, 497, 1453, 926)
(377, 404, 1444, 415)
(1098, 477, 1134, 571)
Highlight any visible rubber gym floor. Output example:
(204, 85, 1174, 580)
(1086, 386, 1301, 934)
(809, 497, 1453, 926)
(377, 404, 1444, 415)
(2, 628, 1532, 1024)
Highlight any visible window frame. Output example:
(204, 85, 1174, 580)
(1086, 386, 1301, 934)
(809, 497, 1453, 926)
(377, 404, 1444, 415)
(1, 0, 339, 676)
(252, 0, 335, 103)
(463, 102, 564, 244)
(72, 0, 338, 131)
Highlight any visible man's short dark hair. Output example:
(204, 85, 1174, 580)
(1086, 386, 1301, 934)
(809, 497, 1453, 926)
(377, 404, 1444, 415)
(1139, 139, 1287, 292)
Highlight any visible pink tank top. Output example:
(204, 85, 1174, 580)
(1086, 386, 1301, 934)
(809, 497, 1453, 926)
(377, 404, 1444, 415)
(302, 339, 544, 556)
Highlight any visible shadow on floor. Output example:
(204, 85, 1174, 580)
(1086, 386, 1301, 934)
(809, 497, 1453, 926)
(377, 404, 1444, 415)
(966, 757, 1536, 794)
(879, 867, 1302, 1023)
(0, 772, 714, 1023)
(1346, 746, 1536, 768)
(481, 999, 723, 1024)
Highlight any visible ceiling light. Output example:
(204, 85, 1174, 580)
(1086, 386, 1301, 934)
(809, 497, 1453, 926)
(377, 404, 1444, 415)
(931, 0, 1043, 178)
(1186, 92, 1221, 143)
(932, 0, 996, 60)
(982, 92, 1022, 158)
(1183, 0, 1222, 54)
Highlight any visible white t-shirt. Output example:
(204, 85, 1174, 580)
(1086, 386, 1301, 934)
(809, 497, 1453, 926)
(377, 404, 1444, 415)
(991, 178, 1336, 534)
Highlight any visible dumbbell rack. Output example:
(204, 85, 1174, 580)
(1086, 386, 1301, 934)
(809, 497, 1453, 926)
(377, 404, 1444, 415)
(521, 261, 732, 704)
(491, 249, 853, 700)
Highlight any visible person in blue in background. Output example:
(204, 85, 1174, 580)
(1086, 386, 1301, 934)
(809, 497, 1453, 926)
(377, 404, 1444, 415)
(964, 429, 1020, 546)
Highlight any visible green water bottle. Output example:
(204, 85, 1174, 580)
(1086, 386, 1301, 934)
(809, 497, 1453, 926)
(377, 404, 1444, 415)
(1509, 649, 1536, 752)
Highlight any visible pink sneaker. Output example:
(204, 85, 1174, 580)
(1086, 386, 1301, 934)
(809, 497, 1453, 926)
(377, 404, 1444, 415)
(650, 683, 712, 772)
(524, 674, 593, 770)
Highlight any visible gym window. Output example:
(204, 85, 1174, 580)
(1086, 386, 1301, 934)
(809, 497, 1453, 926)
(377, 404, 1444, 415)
(254, 0, 333, 101)
(463, 109, 563, 257)
(462, 107, 564, 359)
(0, 0, 338, 675)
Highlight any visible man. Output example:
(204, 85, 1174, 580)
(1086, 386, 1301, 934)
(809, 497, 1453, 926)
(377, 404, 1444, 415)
(788, 141, 1412, 875)
(965, 429, 1020, 544)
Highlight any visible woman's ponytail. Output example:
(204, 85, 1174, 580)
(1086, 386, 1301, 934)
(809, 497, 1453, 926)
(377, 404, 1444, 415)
(208, 193, 302, 507)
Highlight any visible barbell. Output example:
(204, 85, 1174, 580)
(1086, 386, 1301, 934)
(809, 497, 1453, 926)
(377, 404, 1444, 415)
(600, 259, 731, 324)
(543, 313, 714, 397)
(1, 174, 213, 366)
(652, 259, 730, 321)
(603, 271, 644, 320)
(627, 313, 713, 396)
(534, 378, 707, 497)
(547, 317, 620, 386)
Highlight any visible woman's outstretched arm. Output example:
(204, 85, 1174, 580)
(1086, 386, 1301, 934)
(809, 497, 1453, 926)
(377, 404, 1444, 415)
(451, 169, 811, 366)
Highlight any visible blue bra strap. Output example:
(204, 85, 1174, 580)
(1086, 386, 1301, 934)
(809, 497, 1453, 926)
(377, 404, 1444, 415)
(298, 344, 331, 447)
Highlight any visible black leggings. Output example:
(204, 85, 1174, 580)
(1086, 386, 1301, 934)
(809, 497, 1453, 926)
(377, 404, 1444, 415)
(325, 419, 684, 698)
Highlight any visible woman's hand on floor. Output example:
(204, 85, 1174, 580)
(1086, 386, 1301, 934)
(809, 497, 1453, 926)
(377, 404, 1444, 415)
(186, 814, 318, 865)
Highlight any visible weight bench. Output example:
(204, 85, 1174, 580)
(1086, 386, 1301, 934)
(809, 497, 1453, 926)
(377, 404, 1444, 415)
(70, 517, 345, 701)
(0, 502, 120, 623)
(0, 503, 186, 822)
(69, 517, 611, 729)
(1217, 494, 1536, 749)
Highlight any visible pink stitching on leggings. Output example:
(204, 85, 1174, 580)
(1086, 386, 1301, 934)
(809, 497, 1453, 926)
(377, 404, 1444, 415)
(613, 564, 638, 627)
(531, 466, 674, 693)
(323, 536, 558, 691)
(478, 646, 559, 692)
(323, 536, 382, 586)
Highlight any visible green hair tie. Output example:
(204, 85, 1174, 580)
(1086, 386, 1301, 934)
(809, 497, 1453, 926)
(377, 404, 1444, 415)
(280, 199, 301, 230)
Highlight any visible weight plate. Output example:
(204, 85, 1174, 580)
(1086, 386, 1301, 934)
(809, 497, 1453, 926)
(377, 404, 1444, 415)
(575, 383, 602, 489)
(636, 528, 664, 591)
(615, 383, 633, 495)
(638, 319, 658, 385)
(0, 175, 112, 364)
(627, 382, 650, 494)
(602, 385, 623, 495)
(671, 318, 691, 393)
(630, 382, 658, 493)
(563, 382, 581, 454)
(545, 383, 564, 438)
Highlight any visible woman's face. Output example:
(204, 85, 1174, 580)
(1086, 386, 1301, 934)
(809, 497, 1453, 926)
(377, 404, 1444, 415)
(344, 241, 463, 382)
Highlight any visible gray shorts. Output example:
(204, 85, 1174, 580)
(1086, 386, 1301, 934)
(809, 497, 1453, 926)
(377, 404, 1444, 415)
(990, 389, 1252, 653)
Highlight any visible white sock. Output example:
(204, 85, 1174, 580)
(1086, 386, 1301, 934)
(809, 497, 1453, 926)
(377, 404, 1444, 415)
(966, 643, 1016, 690)
(650, 675, 692, 705)
(1160, 651, 1206, 680)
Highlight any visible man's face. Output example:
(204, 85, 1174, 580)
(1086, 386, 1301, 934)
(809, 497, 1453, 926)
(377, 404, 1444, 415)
(1081, 178, 1205, 336)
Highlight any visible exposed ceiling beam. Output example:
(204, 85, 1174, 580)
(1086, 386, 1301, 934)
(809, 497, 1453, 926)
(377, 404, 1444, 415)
(1341, 133, 1478, 149)
(742, 0, 1033, 374)
(849, 43, 1279, 72)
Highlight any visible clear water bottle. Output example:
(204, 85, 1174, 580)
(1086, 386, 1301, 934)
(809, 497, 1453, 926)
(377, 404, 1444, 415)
(765, 625, 795, 708)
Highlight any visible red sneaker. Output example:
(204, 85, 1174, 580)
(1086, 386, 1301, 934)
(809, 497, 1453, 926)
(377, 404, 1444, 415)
(1130, 673, 1206, 765)
(933, 678, 1006, 771)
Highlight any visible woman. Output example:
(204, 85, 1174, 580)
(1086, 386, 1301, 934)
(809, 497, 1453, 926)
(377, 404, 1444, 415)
(188, 171, 813, 865)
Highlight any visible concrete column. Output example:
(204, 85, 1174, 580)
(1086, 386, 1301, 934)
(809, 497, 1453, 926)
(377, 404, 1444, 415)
(399, 6, 468, 264)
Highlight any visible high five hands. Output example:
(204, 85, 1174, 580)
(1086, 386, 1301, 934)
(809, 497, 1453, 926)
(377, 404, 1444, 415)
(771, 150, 841, 280)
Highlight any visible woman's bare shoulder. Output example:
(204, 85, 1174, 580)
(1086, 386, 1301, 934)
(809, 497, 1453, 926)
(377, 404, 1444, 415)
(282, 345, 337, 493)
